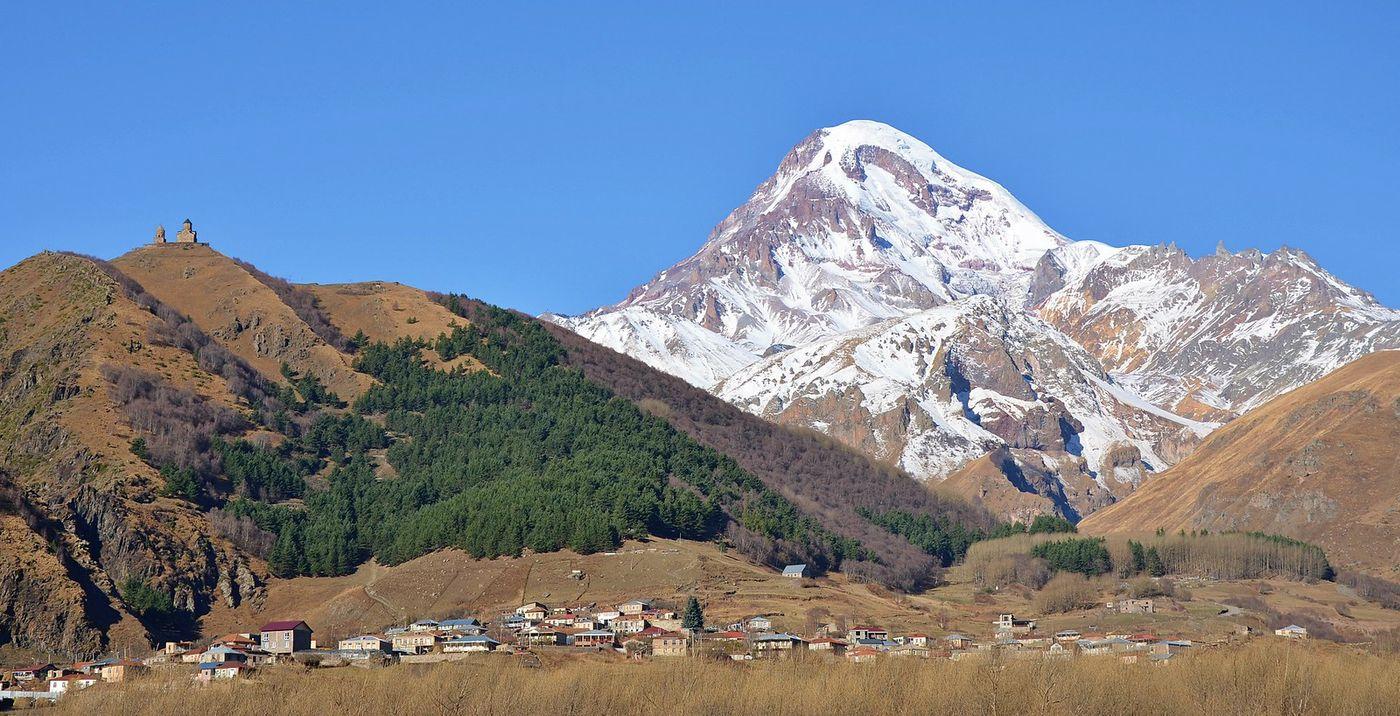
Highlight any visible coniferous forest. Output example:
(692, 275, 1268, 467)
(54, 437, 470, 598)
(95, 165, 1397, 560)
(214, 298, 868, 580)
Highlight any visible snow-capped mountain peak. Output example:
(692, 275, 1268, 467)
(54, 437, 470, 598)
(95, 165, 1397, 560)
(555, 120, 1069, 388)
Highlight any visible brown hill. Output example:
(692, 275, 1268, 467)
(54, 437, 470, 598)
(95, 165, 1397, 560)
(1081, 351, 1400, 577)
(112, 244, 373, 399)
(0, 252, 265, 658)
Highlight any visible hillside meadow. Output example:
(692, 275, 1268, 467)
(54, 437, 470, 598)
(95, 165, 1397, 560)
(43, 640, 1400, 716)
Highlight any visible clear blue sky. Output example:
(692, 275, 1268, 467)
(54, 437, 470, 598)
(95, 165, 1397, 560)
(3, 2, 1397, 313)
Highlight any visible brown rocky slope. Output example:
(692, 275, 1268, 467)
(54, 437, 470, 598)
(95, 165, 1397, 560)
(0, 252, 264, 657)
(1080, 350, 1400, 577)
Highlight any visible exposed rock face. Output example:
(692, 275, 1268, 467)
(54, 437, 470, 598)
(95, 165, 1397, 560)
(714, 295, 1210, 508)
(1081, 350, 1400, 577)
(1032, 243, 1400, 419)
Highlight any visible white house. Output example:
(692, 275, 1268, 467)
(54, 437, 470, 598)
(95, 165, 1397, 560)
(338, 635, 391, 653)
(1274, 625, 1308, 639)
(443, 635, 500, 653)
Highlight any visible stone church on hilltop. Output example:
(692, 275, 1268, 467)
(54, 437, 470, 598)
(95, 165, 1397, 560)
(153, 219, 199, 244)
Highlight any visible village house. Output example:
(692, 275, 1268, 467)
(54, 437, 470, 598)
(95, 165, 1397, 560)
(545, 613, 578, 627)
(393, 632, 442, 654)
(199, 661, 252, 681)
(853, 637, 893, 651)
(163, 641, 193, 656)
(847, 646, 881, 663)
(198, 645, 249, 665)
(618, 599, 652, 616)
(260, 620, 314, 654)
(846, 626, 889, 642)
(807, 637, 848, 655)
(613, 614, 648, 634)
(944, 634, 974, 650)
(409, 619, 440, 632)
(9, 664, 54, 682)
(213, 633, 260, 651)
(98, 660, 147, 683)
(744, 616, 774, 632)
(339, 635, 392, 653)
(439, 618, 483, 633)
(889, 643, 931, 658)
(903, 633, 930, 648)
(1054, 630, 1081, 642)
(443, 635, 500, 653)
(521, 626, 566, 646)
(593, 610, 621, 624)
(652, 633, 687, 657)
(517, 603, 549, 621)
(48, 673, 99, 695)
(1108, 598, 1156, 614)
(562, 630, 609, 649)
(752, 633, 807, 657)
(782, 564, 808, 579)
(994, 614, 1036, 635)
(572, 617, 600, 630)
(1275, 624, 1308, 639)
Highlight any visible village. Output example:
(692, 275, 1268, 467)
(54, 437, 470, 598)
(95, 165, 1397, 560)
(0, 561, 1316, 705)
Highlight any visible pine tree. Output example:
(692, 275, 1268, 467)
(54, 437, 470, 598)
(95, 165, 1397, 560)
(1146, 546, 1166, 577)
(682, 596, 705, 631)
(1129, 540, 1147, 573)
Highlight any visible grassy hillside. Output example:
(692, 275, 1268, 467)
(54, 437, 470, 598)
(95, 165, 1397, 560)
(1081, 351, 1400, 578)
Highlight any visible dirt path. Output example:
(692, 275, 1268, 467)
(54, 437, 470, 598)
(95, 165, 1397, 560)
(361, 561, 403, 622)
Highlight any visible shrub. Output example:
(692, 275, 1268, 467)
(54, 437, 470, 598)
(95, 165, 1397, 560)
(975, 553, 1051, 590)
(1034, 573, 1100, 614)
(120, 577, 174, 617)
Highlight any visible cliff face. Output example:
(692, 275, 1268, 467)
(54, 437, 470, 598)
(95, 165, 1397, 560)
(0, 252, 264, 657)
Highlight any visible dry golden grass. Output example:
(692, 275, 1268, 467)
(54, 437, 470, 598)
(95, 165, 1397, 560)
(53, 640, 1400, 716)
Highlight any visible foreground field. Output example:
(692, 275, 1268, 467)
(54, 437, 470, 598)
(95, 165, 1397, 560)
(52, 640, 1400, 716)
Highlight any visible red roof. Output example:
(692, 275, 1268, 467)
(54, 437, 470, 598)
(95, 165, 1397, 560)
(711, 631, 747, 640)
(261, 620, 310, 632)
(637, 626, 667, 637)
